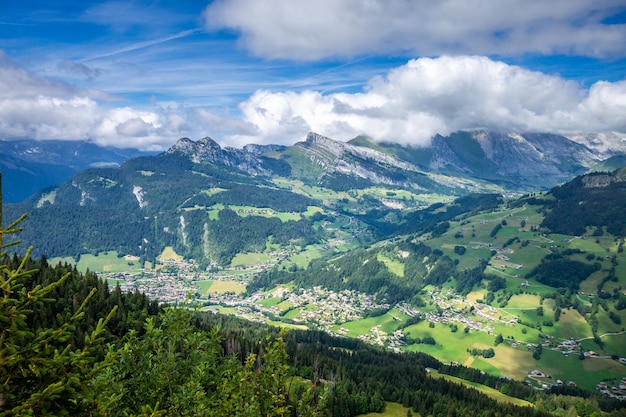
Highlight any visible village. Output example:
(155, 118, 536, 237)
(103, 253, 626, 397)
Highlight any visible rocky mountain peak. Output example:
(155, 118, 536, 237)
(166, 136, 275, 176)
(303, 132, 346, 157)
(167, 137, 223, 163)
(168, 137, 195, 153)
(197, 136, 221, 150)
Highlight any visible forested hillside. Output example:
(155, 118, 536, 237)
(6, 185, 626, 416)
(541, 167, 626, 236)
(5, 235, 625, 416)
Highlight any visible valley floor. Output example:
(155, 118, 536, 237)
(98, 254, 626, 397)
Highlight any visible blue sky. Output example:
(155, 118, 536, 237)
(1, 0, 626, 150)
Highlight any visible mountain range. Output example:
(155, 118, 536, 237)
(4, 129, 626, 400)
(4, 129, 626, 265)
(0, 139, 156, 202)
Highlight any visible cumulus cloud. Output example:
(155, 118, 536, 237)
(2, 51, 626, 150)
(211, 56, 626, 147)
(0, 51, 187, 150)
(204, 0, 626, 60)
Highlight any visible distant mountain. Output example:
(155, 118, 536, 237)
(589, 154, 626, 173)
(350, 131, 608, 189)
(4, 130, 625, 264)
(565, 132, 626, 160)
(0, 154, 76, 203)
(0, 139, 157, 202)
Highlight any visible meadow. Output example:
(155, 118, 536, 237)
(50, 251, 142, 274)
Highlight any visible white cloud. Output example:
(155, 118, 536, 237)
(213, 56, 600, 146)
(210, 56, 626, 147)
(204, 0, 626, 60)
(2, 51, 626, 150)
(0, 51, 188, 150)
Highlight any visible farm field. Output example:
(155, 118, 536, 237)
(204, 280, 246, 294)
(357, 402, 411, 417)
(50, 251, 142, 274)
(427, 369, 533, 407)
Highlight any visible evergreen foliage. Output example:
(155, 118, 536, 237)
(526, 253, 600, 290)
(542, 168, 626, 237)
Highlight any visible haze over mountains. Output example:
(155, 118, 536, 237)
(4, 129, 626, 265)
(4, 129, 626, 203)
(0, 139, 156, 202)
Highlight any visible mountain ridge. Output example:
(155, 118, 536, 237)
(0, 139, 156, 202)
(4, 129, 626, 265)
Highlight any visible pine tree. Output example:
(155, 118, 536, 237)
(0, 174, 116, 416)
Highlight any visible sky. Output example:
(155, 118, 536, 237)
(1, 0, 626, 150)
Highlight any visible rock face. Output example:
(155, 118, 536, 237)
(565, 132, 626, 160)
(473, 131, 595, 181)
(166, 130, 625, 192)
(167, 136, 273, 176)
(582, 167, 626, 188)
(367, 130, 617, 189)
(298, 132, 417, 178)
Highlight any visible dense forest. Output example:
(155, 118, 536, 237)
(3, 204, 626, 416)
(4, 151, 321, 265)
(541, 168, 626, 237)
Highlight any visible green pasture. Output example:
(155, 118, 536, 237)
(50, 251, 143, 274)
(505, 293, 540, 308)
(533, 349, 626, 391)
(203, 306, 238, 315)
(404, 340, 464, 365)
(488, 322, 541, 345)
(207, 203, 225, 220)
(230, 252, 271, 267)
(427, 369, 533, 407)
(303, 205, 324, 217)
(599, 332, 626, 357)
(595, 308, 625, 337)
(480, 345, 534, 380)
(283, 308, 302, 321)
(273, 178, 352, 203)
(549, 308, 593, 340)
(160, 246, 183, 262)
(484, 267, 555, 297)
(579, 269, 608, 295)
(49, 255, 76, 267)
(205, 280, 246, 294)
(196, 280, 214, 294)
(467, 357, 503, 376)
(403, 321, 495, 364)
(257, 297, 283, 308)
(358, 402, 411, 417)
(335, 310, 408, 337)
(227, 205, 301, 222)
(494, 225, 522, 239)
(275, 300, 292, 311)
(265, 319, 308, 330)
(202, 187, 227, 196)
(377, 253, 404, 277)
(286, 245, 326, 269)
